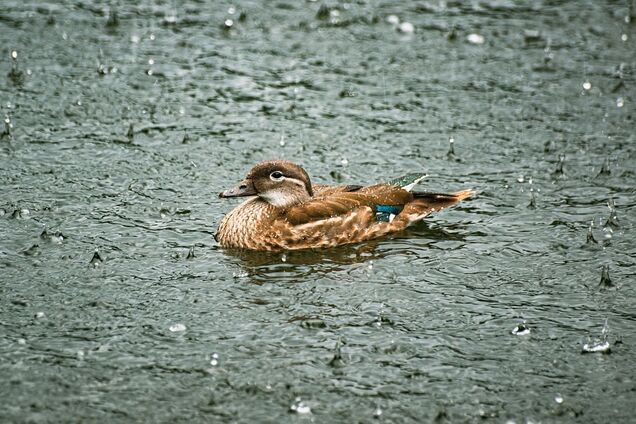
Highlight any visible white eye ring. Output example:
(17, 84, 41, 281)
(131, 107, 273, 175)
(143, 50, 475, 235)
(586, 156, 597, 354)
(270, 171, 284, 181)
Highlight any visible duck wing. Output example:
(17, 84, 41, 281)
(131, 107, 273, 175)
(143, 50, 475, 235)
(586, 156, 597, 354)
(284, 184, 413, 226)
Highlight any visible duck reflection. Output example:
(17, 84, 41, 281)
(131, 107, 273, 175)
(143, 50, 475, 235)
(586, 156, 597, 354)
(220, 220, 470, 283)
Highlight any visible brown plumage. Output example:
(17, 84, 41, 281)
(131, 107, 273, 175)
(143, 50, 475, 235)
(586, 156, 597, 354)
(216, 160, 474, 251)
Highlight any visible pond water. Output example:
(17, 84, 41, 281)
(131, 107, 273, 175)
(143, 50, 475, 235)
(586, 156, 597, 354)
(1, 0, 635, 422)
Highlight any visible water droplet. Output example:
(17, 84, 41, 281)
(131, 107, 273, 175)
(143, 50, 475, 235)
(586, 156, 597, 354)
(387, 15, 400, 25)
(169, 323, 186, 332)
(583, 81, 592, 90)
(599, 265, 613, 288)
(467, 33, 485, 44)
(11, 50, 17, 59)
(224, 19, 234, 28)
(328, 338, 346, 368)
(586, 221, 597, 244)
(149, 33, 155, 41)
(447, 137, 456, 159)
(126, 123, 134, 140)
(552, 154, 565, 176)
(616, 97, 624, 108)
(340, 158, 349, 166)
(17, 338, 26, 345)
(228, 6, 236, 14)
(281, 253, 287, 262)
(621, 34, 628, 41)
(131, 35, 140, 43)
(604, 198, 619, 229)
(554, 394, 563, 404)
(527, 189, 537, 209)
(90, 250, 103, 267)
(373, 407, 383, 418)
(290, 398, 311, 414)
(148, 58, 154, 65)
(597, 157, 611, 176)
(511, 322, 530, 336)
(398, 22, 414, 34)
(582, 319, 612, 353)
(210, 352, 219, 366)
(582, 339, 611, 354)
(77, 350, 85, 360)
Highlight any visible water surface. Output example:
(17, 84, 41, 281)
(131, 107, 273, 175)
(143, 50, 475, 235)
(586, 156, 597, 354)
(1, 1, 635, 422)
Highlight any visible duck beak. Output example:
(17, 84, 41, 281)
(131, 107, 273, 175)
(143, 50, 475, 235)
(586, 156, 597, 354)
(219, 179, 257, 198)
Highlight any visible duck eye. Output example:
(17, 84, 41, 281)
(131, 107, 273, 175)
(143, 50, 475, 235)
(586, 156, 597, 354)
(270, 171, 284, 180)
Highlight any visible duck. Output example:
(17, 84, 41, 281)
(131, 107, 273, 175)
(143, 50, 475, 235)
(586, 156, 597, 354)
(216, 160, 474, 251)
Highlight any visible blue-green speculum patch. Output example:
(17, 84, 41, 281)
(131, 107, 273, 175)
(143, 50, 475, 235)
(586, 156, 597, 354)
(374, 204, 403, 222)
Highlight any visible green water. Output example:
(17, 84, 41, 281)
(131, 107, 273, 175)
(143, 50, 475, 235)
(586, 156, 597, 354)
(1, 1, 635, 422)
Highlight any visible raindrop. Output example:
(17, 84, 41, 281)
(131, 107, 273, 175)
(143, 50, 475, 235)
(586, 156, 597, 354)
(340, 158, 349, 166)
(597, 157, 611, 176)
(210, 352, 219, 366)
(290, 397, 311, 414)
(1, 115, 13, 139)
(40, 229, 64, 244)
(228, 6, 236, 14)
(149, 33, 155, 41)
(224, 19, 234, 29)
(621, 34, 628, 41)
(373, 406, 383, 418)
(527, 188, 537, 209)
(398, 22, 414, 34)
(582, 320, 611, 354)
(328, 338, 346, 368)
(599, 265, 613, 288)
(106, 8, 119, 28)
(447, 137, 456, 159)
(281, 253, 287, 262)
(554, 394, 564, 404)
(616, 97, 624, 108)
(169, 323, 186, 332)
(511, 321, 530, 336)
(543, 139, 556, 153)
(552, 154, 565, 177)
(586, 221, 597, 244)
(316, 5, 330, 20)
(583, 81, 592, 90)
(10, 208, 29, 219)
(467, 33, 485, 44)
(17, 338, 26, 345)
(7, 51, 24, 85)
(604, 198, 619, 229)
(517, 175, 525, 183)
(148, 58, 154, 65)
(386, 15, 400, 25)
(126, 123, 134, 141)
(35, 311, 45, 319)
(22, 244, 39, 256)
(90, 250, 103, 267)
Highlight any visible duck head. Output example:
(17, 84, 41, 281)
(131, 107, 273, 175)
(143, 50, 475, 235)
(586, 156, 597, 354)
(219, 160, 313, 207)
